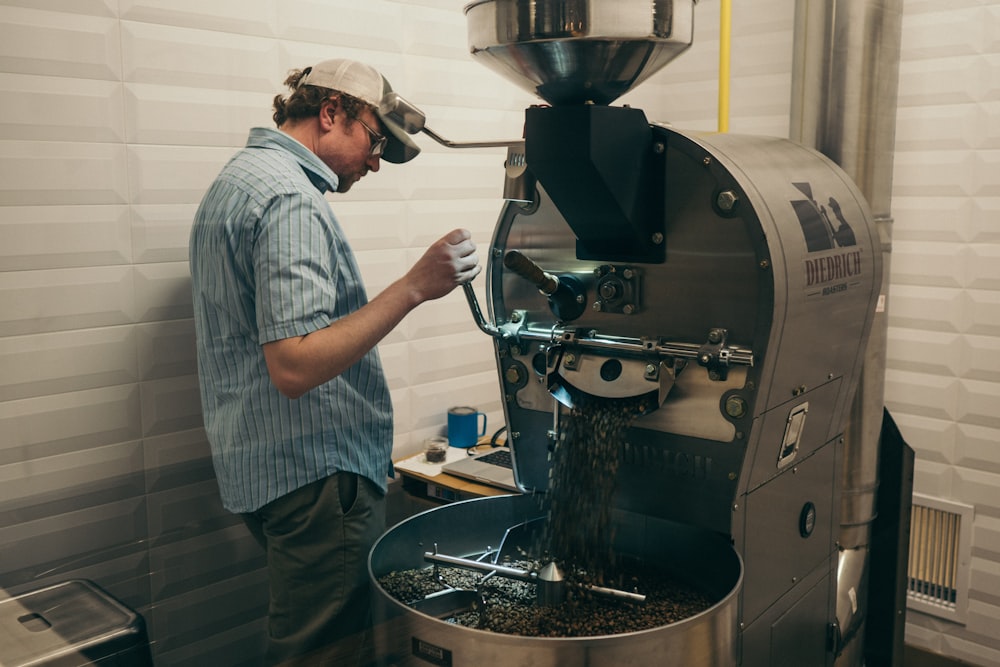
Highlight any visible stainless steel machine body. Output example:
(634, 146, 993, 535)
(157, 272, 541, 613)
(483, 123, 881, 667)
(370, 1, 887, 664)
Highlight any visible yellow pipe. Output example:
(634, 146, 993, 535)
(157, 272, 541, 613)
(718, 0, 732, 133)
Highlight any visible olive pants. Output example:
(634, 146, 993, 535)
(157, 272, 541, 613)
(243, 472, 385, 667)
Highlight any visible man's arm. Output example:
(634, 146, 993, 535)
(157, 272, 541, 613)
(262, 228, 480, 399)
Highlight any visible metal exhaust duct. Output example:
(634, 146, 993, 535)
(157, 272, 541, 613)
(789, 1, 905, 664)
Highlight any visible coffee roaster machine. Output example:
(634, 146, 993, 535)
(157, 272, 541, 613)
(369, 1, 890, 665)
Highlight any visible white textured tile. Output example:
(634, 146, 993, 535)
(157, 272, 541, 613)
(124, 83, 274, 147)
(379, 340, 410, 391)
(901, 7, 990, 61)
(406, 198, 504, 248)
(0, 140, 129, 206)
(133, 261, 193, 322)
(0, 327, 138, 402)
(891, 150, 976, 198)
(970, 197, 1000, 244)
(333, 200, 409, 252)
(0, 440, 143, 504)
(890, 240, 967, 289)
(957, 378, 1000, 431)
(399, 272, 488, 341)
(144, 569, 268, 662)
(884, 368, 959, 422)
(956, 424, 1000, 473)
(136, 319, 197, 381)
(0, 73, 124, 142)
(277, 0, 402, 53)
(962, 334, 1000, 383)
(119, 0, 277, 37)
(143, 428, 211, 484)
(965, 563, 1000, 633)
(147, 524, 261, 608)
(891, 196, 976, 244)
(387, 0, 467, 10)
(120, 20, 281, 91)
(0, 497, 147, 576)
(953, 466, 1000, 512)
(910, 458, 957, 500)
(0, 204, 131, 271)
(974, 516, 1000, 568)
(0, 5, 121, 79)
(892, 412, 956, 466)
(408, 370, 502, 433)
(140, 374, 203, 437)
(131, 203, 197, 264)
(897, 55, 993, 108)
(404, 54, 537, 112)
(966, 289, 1000, 337)
(126, 144, 237, 206)
(967, 244, 1000, 291)
(885, 328, 962, 377)
(0, 266, 135, 337)
(895, 103, 990, 152)
(973, 150, 1000, 197)
(886, 285, 964, 333)
(407, 331, 495, 385)
(401, 4, 467, 59)
(939, 632, 1000, 667)
(401, 151, 508, 201)
(0, 0, 116, 16)
(0, 385, 142, 458)
(144, 478, 228, 541)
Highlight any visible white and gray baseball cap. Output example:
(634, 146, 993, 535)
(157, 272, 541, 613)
(299, 58, 420, 164)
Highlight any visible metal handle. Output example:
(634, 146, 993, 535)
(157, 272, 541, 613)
(503, 250, 558, 295)
(463, 282, 503, 339)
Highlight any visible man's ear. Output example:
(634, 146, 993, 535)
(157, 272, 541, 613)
(320, 96, 340, 130)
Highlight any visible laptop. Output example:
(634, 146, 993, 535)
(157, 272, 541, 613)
(442, 447, 519, 492)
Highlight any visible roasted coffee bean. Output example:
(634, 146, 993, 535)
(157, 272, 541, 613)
(378, 560, 713, 637)
(541, 393, 649, 581)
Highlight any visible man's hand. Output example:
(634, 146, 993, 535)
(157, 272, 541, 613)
(403, 228, 482, 303)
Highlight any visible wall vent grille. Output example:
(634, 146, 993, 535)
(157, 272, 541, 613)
(906, 493, 973, 624)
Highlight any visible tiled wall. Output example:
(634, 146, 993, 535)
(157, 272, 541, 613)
(886, 4, 1000, 666)
(0, 1, 997, 666)
(0, 1, 531, 664)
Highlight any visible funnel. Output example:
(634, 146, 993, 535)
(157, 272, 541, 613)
(465, 0, 696, 106)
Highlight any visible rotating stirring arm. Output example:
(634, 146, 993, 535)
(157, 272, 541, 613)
(423, 549, 646, 606)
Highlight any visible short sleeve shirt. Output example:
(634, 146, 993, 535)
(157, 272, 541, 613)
(189, 127, 392, 513)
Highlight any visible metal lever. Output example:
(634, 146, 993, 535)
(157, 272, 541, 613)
(503, 250, 559, 295)
(380, 91, 523, 149)
(462, 282, 503, 339)
(503, 250, 587, 321)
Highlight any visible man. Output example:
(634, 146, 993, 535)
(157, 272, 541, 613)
(189, 59, 480, 666)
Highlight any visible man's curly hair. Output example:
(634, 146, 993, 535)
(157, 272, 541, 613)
(272, 67, 369, 127)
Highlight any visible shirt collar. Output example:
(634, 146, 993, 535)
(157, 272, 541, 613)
(246, 127, 339, 193)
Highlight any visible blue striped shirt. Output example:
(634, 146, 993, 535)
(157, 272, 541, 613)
(189, 127, 392, 513)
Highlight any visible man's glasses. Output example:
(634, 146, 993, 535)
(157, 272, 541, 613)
(357, 117, 388, 158)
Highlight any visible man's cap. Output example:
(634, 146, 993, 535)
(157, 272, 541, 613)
(299, 59, 419, 164)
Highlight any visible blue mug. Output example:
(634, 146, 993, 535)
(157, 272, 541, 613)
(447, 406, 487, 448)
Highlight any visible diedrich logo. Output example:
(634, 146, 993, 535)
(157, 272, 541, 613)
(790, 182, 863, 294)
